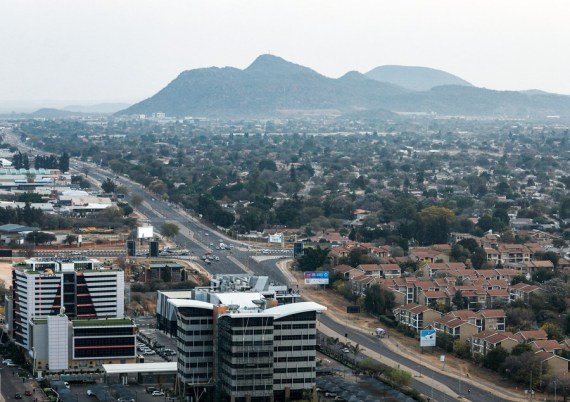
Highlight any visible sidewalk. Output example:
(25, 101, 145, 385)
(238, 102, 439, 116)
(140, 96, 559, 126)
(276, 259, 527, 402)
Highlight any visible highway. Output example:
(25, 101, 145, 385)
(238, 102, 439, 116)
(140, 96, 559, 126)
(71, 159, 292, 285)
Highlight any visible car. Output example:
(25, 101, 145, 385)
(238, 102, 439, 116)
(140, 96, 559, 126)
(64, 382, 70, 389)
(151, 391, 165, 397)
(341, 347, 350, 353)
(2, 359, 13, 365)
(6, 361, 17, 366)
(15, 394, 22, 399)
(144, 350, 156, 355)
(25, 391, 32, 396)
(146, 387, 158, 394)
(87, 390, 94, 396)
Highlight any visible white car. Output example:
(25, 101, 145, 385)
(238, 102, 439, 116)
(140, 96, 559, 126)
(341, 348, 350, 353)
(151, 391, 165, 397)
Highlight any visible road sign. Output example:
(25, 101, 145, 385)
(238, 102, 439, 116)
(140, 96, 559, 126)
(347, 305, 361, 314)
(293, 242, 304, 257)
(420, 329, 436, 347)
(304, 271, 329, 285)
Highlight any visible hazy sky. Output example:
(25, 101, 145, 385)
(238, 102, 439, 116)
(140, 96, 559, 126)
(1, 0, 569, 105)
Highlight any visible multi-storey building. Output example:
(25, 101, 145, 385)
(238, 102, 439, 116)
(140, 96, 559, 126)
(157, 274, 300, 337)
(31, 315, 137, 374)
(167, 289, 325, 402)
(7, 258, 126, 359)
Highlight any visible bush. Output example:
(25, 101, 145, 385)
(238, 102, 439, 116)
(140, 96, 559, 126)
(379, 315, 396, 328)
(384, 367, 412, 387)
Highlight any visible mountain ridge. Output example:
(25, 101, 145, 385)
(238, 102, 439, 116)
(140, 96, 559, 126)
(365, 65, 473, 91)
(119, 54, 570, 119)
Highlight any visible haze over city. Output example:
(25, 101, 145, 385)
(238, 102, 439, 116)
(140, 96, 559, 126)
(1, 0, 570, 109)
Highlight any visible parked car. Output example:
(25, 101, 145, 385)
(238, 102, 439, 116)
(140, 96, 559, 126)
(341, 348, 350, 353)
(15, 394, 22, 399)
(25, 391, 32, 396)
(87, 390, 94, 396)
(151, 391, 165, 397)
(145, 387, 158, 394)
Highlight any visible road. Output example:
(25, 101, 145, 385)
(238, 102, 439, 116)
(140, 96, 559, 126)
(319, 314, 512, 402)
(7, 133, 515, 402)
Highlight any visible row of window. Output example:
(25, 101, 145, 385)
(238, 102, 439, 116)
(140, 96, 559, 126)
(274, 367, 315, 374)
(178, 328, 212, 336)
(274, 345, 316, 351)
(274, 377, 315, 385)
(273, 323, 315, 330)
(274, 356, 315, 362)
(232, 329, 273, 335)
(273, 334, 315, 341)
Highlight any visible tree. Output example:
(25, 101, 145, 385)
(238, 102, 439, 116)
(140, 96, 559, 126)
(452, 290, 466, 309)
(542, 322, 564, 342)
(364, 284, 395, 316)
(101, 178, 117, 193)
(59, 152, 70, 172)
(471, 246, 488, 269)
(500, 352, 545, 388)
(258, 159, 277, 171)
(17, 193, 43, 203)
(117, 202, 134, 216)
(64, 234, 78, 245)
(130, 194, 143, 208)
(511, 343, 533, 356)
(297, 247, 329, 271)
(483, 346, 508, 371)
(453, 339, 472, 359)
(384, 367, 411, 387)
(160, 223, 179, 239)
(25, 231, 56, 245)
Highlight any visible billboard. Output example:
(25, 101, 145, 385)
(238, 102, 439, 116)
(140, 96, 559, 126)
(126, 240, 136, 257)
(268, 233, 283, 243)
(0, 249, 13, 257)
(149, 241, 159, 257)
(137, 226, 154, 239)
(420, 329, 436, 347)
(293, 242, 304, 257)
(304, 271, 329, 285)
(347, 305, 361, 314)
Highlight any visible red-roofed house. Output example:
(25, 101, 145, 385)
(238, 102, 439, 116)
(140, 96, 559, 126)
(393, 303, 441, 332)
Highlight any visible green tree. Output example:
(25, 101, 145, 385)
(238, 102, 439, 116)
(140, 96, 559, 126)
(297, 247, 329, 272)
(130, 194, 143, 208)
(364, 284, 395, 316)
(101, 178, 117, 193)
(25, 231, 56, 245)
(17, 193, 43, 203)
(483, 346, 508, 371)
(542, 322, 564, 342)
(452, 290, 466, 309)
(160, 223, 179, 239)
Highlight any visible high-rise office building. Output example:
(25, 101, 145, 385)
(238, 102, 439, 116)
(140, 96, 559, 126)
(162, 286, 325, 402)
(7, 258, 126, 359)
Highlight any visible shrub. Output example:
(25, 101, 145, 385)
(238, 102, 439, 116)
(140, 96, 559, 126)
(384, 367, 412, 387)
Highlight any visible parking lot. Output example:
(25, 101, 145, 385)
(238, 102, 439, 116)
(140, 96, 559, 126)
(69, 383, 172, 402)
(135, 323, 178, 364)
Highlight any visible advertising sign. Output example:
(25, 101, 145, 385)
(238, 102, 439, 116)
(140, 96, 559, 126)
(293, 242, 304, 257)
(137, 226, 154, 239)
(420, 329, 436, 347)
(304, 271, 329, 285)
(268, 233, 283, 243)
